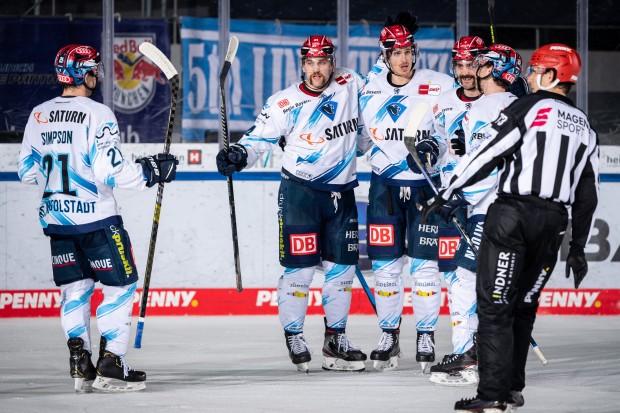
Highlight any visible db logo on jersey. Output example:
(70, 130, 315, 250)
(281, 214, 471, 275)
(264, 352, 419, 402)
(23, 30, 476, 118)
(368, 225, 394, 246)
(290, 233, 318, 255)
(418, 84, 441, 96)
(439, 237, 461, 259)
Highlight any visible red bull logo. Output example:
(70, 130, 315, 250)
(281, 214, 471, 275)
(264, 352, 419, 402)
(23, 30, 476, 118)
(113, 35, 163, 114)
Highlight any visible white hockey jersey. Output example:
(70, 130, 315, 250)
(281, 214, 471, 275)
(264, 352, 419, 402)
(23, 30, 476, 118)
(238, 67, 366, 192)
(18, 96, 147, 235)
(432, 88, 481, 188)
(358, 69, 455, 186)
(461, 91, 518, 214)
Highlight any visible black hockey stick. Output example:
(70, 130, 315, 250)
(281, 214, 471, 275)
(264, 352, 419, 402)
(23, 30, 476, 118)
(134, 42, 179, 349)
(219, 36, 243, 292)
(488, 0, 497, 44)
(403, 103, 477, 252)
(403, 103, 548, 365)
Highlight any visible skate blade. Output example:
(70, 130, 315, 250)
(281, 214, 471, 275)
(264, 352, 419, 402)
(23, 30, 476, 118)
(73, 377, 94, 393)
(429, 369, 478, 387)
(92, 376, 146, 392)
(456, 409, 504, 413)
(372, 356, 399, 372)
(296, 362, 309, 373)
(419, 361, 431, 374)
(321, 356, 365, 372)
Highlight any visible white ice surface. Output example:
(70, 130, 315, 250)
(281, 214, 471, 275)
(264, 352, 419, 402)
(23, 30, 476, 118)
(1, 315, 619, 412)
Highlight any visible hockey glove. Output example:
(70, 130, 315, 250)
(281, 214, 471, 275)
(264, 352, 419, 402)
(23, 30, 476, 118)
(407, 136, 440, 174)
(136, 153, 179, 188)
(566, 244, 588, 289)
(508, 75, 530, 98)
(216, 144, 248, 176)
(450, 129, 466, 156)
(422, 191, 468, 224)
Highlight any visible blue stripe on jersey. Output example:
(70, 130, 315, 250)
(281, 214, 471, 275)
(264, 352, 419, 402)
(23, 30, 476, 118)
(81, 152, 91, 168)
(308, 93, 336, 128)
(48, 209, 76, 226)
(359, 95, 373, 112)
(243, 136, 280, 145)
(325, 264, 349, 282)
(63, 283, 95, 315)
(68, 166, 98, 195)
(297, 147, 325, 165)
(471, 120, 488, 135)
(447, 112, 467, 136)
(311, 146, 355, 183)
(17, 154, 34, 180)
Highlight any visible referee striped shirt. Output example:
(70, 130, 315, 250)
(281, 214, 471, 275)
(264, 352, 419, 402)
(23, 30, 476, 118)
(441, 90, 599, 248)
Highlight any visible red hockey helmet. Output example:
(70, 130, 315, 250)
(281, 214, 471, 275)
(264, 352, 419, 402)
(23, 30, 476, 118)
(452, 36, 486, 61)
(379, 24, 414, 52)
(54, 44, 102, 86)
(529, 43, 581, 84)
(301, 35, 335, 59)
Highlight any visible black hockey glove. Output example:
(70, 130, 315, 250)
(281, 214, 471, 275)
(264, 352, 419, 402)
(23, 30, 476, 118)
(407, 136, 440, 174)
(422, 191, 468, 224)
(508, 75, 530, 97)
(450, 129, 466, 156)
(566, 243, 588, 289)
(136, 153, 179, 188)
(216, 144, 248, 176)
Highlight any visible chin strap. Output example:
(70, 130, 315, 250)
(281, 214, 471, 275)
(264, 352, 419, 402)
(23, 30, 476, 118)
(536, 74, 560, 91)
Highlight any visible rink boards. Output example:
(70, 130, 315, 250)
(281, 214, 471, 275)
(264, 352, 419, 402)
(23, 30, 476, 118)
(2, 144, 619, 318)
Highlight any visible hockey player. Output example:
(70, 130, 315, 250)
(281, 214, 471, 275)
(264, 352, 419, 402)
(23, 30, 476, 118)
(18, 45, 178, 392)
(425, 44, 597, 412)
(428, 44, 522, 387)
(357, 17, 455, 371)
(216, 35, 367, 372)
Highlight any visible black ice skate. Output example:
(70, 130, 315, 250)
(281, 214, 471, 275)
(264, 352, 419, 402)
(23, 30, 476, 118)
(370, 329, 402, 371)
(429, 346, 478, 386)
(92, 337, 146, 392)
(455, 397, 507, 413)
(322, 319, 367, 372)
(67, 337, 96, 392)
(284, 331, 312, 372)
(506, 391, 524, 412)
(416, 331, 435, 373)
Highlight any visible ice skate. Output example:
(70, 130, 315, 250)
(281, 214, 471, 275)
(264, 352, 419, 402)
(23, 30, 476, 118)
(370, 329, 402, 371)
(506, 391, 524, 412)
(322, 320, 367, 372)
(284, 331, 312, 372)
(67, 337, 96, 392)
(92, 338, 146, 392)
(429, 346, 478, 386)
(416, 331, 435, 374)
(455, 397, 507, 412)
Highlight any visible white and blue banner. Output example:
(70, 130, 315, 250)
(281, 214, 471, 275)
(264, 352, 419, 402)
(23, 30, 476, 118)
(180, 17, 454, 141)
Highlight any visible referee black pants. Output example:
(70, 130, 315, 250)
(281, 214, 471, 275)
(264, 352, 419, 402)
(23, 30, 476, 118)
(475, 195, 568, 401)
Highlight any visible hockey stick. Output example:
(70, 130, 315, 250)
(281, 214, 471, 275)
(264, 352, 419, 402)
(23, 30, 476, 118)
(403, 103, 548, 365)
(488, 0, 497, 44)
(403, 103, 477, 253)
(355, 267, 377, 314)
(134, 42, 179, 349)
(220, 36, 243, 292)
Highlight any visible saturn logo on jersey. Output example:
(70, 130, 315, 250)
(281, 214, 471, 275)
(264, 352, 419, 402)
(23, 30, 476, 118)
(299, 133, 325, 145)
(34, 112, 49, 124)
(368, 224, 394, 246)
(290, 233, 318, 255)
